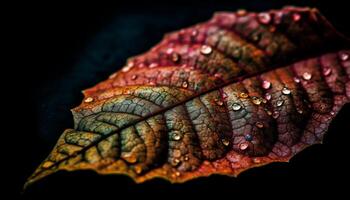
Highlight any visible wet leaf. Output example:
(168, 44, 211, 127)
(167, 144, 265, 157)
(26, 6, 350, 188)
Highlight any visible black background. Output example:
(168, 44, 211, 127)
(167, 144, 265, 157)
(8, 0, 350, 198)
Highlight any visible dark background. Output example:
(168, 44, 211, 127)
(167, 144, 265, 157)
(8, 0, 350, 198)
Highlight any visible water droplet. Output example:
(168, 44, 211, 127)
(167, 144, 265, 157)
(166, 48, 174, 54)
(252, 33, 260, 41)
(323, 67, 332, 76)
(262, 80, 271, 89)
(255, 122, 264, 128)
(182, 81, 188, 88)
(245, 134, 253, 141)
(272, 111, 280, 119)
(221, 138, 230, 146)
(149, 63, 158, 68)
(232, 103, 242, 111)
(269, 26, 276, 32)
(173, 149, 181, 158)
(302, 72, 312, 80)
(253, 157, 261, 164)
(109, 72, 117, 79)
(175, 171, 181, 177)
(172, 158, 181, 166)
(265, 93, 272, 101)
(122, 153, 137, 164)
(239, 92, 249, 98)
(84, 97, 94, 103)
(42, 161, 53, 169)
(276, 100, 284, 107)
(200, 45, 212, 55)
(171, 52, 181, 63)
(239, 142, 249, 150)
(258, 13, 271, 24)
(266, 110, 272, 116)
(340, 52, 349, 61)
(191, 30, 198, 37)
(134, 165, 143, 174)
(274, 11, 284, 24)
(292, 13, 301, 22)
(282, 87, 291, 95)
(232, 49, 240, 58)
(122, 66, 131, 72)
(215, 99, 224, 106)
(131, 74, 138, 80)
(251, 96, 262, 105)
(173, 133, 182, 141)
(237, 9, 247, 16)
(293, 77, 301, 83)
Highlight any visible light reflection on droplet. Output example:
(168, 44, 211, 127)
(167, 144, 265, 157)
(262, 80, 271, 89)
(302, 72, 312, 80)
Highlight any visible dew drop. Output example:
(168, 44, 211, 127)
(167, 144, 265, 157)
(239, 142, 249, 150)
(274, 11, 283, 24)
(109, 72, 117, 79)
(166, 48, 174, 54)
(221, 138, 230, 146)
(215, 99, 224, 106)
(131, 74, 138, 80)
(172, 158, 181, 166)
(239, 92, 249, 98)
(255, 122, 264, 128)
(293, 77, 301, 83)
(42, 161, 53, 169)
(134, 165, 143, 174)
(302, 72, 312, 80)
(266, 110, 272, 116)
(245, 134, 253, 141)
(262, 80, 271, 89)
(175, 171, 181, 177)
(264, 93, 272, 101)
(122, 153, 138, 164)
(253, 158, 261, 164)
(173, 149, 181, 158)
(171, 52, 181, 63)
(258, 13, 271, 24)
(200, 45, 213, 55)
(149, 63, 158, 68)
(269, 26, 276, 32)
(282, 87, 291, 95)
(191, 30, 198, 37)
(276, 100, 284, 107)
(182, 81, 188, 88)
(232, 103, 242, 111)
(340, 52, 349, 61)
(251, 96, 262, 105)
(84, 97, 94, 103)
(232, 49, 240, 58)
(173, 133, 182, 141)
(272, 111, 280, 119)
(292, 13, 301, 22)
(323, 67, 332, 76)
(237, 9, 247, 16)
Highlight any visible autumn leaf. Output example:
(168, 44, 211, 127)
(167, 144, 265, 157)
(25, 6, 350, 188)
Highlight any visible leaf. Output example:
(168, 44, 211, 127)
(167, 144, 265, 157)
(25, 6, 350, 188)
